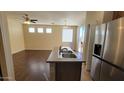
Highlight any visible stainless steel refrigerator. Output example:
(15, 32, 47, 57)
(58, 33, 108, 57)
(91, 17, 124, 81)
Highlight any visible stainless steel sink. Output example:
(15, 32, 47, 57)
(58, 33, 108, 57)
(61, 50, 73, 54)
(58, 47, 77, 58)
(62, 53, 77, 58)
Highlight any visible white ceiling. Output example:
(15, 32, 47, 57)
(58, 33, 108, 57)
(6, 11, 86, 26)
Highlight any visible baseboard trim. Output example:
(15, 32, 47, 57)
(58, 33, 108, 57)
(12, 49, 52, 54)
(12, 49, 25, 54)
(25, 49, 52, 51)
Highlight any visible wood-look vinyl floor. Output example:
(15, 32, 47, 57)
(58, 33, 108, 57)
(81, 64, 92, 81)
(13, 50, 51, 81)
(13, 50, 91, 81)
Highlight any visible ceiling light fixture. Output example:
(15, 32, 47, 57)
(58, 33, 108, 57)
(23, 14, 38, 24)
(24, 20, 30, 24)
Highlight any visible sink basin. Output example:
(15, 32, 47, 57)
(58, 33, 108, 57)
(61, 50, 73, 54)
(62, 53, 77, 58)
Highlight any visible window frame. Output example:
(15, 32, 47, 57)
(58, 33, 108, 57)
(62, 28, 73, 42)
(28, 27, 35, 33)
(46, 28, 52, 34)
(37, 27, 44, 33)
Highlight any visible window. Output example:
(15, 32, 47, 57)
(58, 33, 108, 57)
(28, 27, 53, 34)
(46, 28, 52, 33)
(37, 28, 43, 33)
(62, 28, 73, 42)
(29, 27, 35, 33)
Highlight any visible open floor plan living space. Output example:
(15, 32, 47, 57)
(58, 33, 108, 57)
(0, 11, 124, 81)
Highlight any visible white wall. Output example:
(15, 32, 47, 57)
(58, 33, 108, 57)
(23, 24, 77, 50)
(85, 11, 104, 25)
(7, 15, 25, 54)
(0, 12, 15, 80)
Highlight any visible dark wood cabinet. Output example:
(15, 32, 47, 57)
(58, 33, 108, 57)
(102, 11, 124, 23)
(113, 11, 124, 20)
(55, 62, 82, 81)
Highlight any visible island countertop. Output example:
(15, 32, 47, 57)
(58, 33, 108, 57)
(47, 47, 86, 63)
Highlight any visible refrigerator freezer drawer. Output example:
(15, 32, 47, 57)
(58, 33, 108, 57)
(91, 56, 102, 81)
(100, 62, 124, 81)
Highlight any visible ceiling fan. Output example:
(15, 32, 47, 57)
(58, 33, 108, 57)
(23, 14, 38, 24)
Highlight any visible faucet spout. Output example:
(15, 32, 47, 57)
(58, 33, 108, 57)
(59, 45, 62, 54)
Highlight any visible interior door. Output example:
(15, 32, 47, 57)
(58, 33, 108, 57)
(100, 62, 124, 81)
(90, 56, 102, 81)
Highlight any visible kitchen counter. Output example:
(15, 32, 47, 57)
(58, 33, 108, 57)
(47, 47, 86, 63)
(47, 47, 86, 81)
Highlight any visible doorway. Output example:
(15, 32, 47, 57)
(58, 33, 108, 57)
(78, 26, 85, 53)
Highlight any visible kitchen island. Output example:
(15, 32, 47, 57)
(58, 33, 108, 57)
(47, 47, 86, 81)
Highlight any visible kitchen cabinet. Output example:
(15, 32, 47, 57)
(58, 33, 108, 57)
(47, 47, 85, 81)
(113, 11, 124, 20)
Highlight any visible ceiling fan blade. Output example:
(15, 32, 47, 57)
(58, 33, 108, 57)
(22, 14, 38, 24)
(30, 19, 38, 21)
(31, 21, 36, 23)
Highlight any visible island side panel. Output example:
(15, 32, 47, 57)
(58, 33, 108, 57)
(55, 62, 82, 81)
(50, 63, 56, 81)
